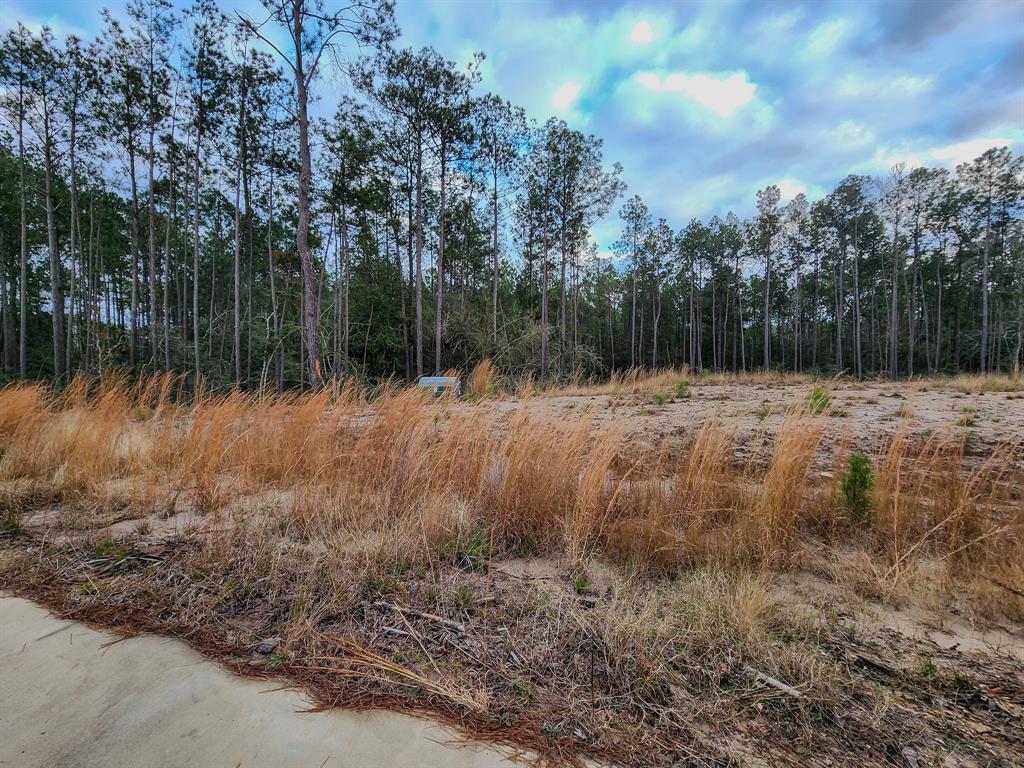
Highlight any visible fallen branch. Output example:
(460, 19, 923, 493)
(370, 601, 467, 634)
(742, 664, 803, 699)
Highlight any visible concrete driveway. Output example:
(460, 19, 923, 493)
(0, 595, 521, 768)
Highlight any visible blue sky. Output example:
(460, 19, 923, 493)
(4, 0, 1022, 250)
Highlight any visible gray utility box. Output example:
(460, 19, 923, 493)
(415, 375, 462, 398)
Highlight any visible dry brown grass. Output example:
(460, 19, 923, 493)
(2, 373, 1023, 767)
(468, 359, 497, 399)
(2, 375, 1020, 592)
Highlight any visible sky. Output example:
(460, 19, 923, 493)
(3, 0, 1023, 251)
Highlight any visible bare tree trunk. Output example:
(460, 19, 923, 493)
(267, 163, 282, 394)
(42, 109, 65, 381)
(651, 278, 660, 368)
(393, 212, 409, 380)
(834, 241, 844, 371)
(163, 110, 176, 372)
(232, 141, 243, 385)
(558, 218, 567, 377)
(192, 118, 203, 383)
(852, 224, 862, 378)
(67, 100, 80, 377)
(491, 164, 498, 349)
(435, 147, 446, 373)
(980, 222, 991, 374)
(540, 246, 548, 378)
(147, 110, 159, 369)
(889, 212, 901, 380)
(736, 256, 746, 372)
(341, 200, 350, 367)
(414, 135, 424, 378)
(1013, 237, 1023, 377)
(811, 252, 820, 370)
(762, 240, 770, 370)
(404, 163, 413, 379)
(908, 229, 922, 377)
(128, 140, 140, 368)
(17, 74, 27, 377)
(292, 1, 323, 389)
(630, 250, 637, 368)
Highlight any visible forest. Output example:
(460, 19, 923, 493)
(1, 0, 1022, 390)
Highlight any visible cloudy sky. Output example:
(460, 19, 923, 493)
(5, 0, 1023, 249)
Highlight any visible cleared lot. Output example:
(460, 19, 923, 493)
(1, 373, 1022, 766)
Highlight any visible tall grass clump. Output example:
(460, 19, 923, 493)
(808, 386, 832, 414)
(468, 359, 497, 399)
(743, 406, 826, 563)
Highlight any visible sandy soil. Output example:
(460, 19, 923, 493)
(470, 381, 1024, 463)
(0, 595, 523, 768)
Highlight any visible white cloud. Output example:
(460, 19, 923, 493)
(629, 20, 653, 45)
(635, 70, 757, 118)
(776, 179, 807, 201)
(552, 80, 583, 113)
(836, 72, 933, 99)
(803, 17, 856, 59)
(929, 137, 1018, 167)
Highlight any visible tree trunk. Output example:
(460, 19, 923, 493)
(435, 145, 446, 373)
(540, 246, 548, 378)
(558, 221, 567, 377)
(17, 71, 27, 377)
(341, 200, 350, 367)
(192, 114, 203, 383)
(163, 111, 177, 372)
(414, 134, 424, 378)
(853, 224, 862, 378)
(491, 164, 498, 349)
(42, 108, 65, 381)
(763, 243, 770, 370)
(293, 2, 323, 389)
(147, 112, 158, 369)
(128, 140, 140, 368)
(67, 96, 80, 376)
(980, 221, 991, 374)
(889, 208, 901, 380)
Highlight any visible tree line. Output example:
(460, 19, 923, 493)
(1, 0, 1022, 389)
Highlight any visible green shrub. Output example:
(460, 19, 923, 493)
(756, 405, 773, 422)
(841, 453, 874, 523)
(455, 584, 475, 609)
(808, 386, 832, 414)
(652, 393, 668, 406)
(442, 527, 489, 571)
(674, 381, 691, 399)
(571, 572, 589, 594)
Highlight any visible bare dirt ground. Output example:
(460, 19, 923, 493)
(473, 380, 1024, 465)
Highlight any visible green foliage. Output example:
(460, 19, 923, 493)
(756, 405, 773, 422)
(841, 453, 874, 523)
(455, 584, 475, 609)
(359, 572, 398, 600)
(442, 527, 489, 571)
(0, 513, 24, 535)
(674, 381, 691, 399)
(916, 655, 938, 681)
(651, 393, 668, 405)
(808, 386, 832, 414)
